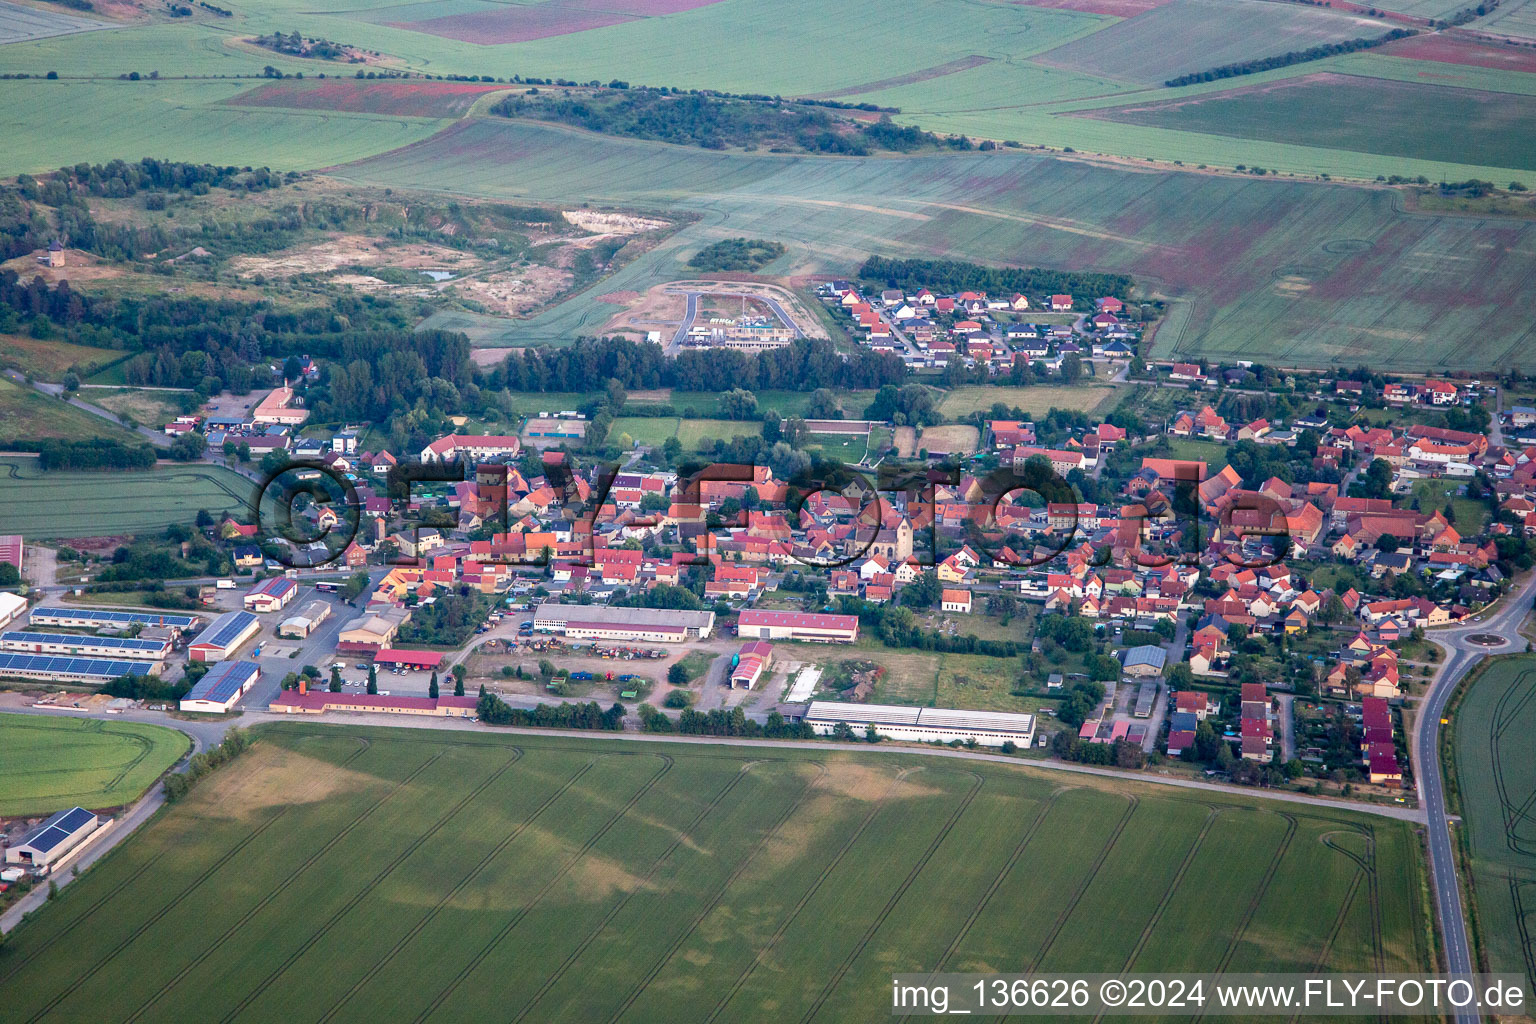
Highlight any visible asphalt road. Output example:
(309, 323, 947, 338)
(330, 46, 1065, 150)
(4, 370, 173, 449)
(1414, 575, 1531, 1018)
(667, 291, 699, 354)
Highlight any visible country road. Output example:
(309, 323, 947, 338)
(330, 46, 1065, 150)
(1415, 573, 1531, 1020)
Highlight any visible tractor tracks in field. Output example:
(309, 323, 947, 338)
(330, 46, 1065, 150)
(407, 752, 676, 1024)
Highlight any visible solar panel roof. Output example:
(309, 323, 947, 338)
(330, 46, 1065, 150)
(186, 661, 259, 704)
(0, 652, 150, 677)
(56, 807, 95, 831)
(1, 631, 166, 652)
(30, 606, 198, 628)
(17, 807, 94, 852)
(191, 611, 258, 649)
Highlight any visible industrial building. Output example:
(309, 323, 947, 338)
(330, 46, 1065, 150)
(187, 610, 261, 662)
(0, 591, 29, 630)
(1122, 645, 1168, 677)
(278, 600, 331, 638)
(533, 604, 715, 642)
(336, 613, 402, 654)
(269, 691, 479, 717)
(729, 640, 772, 689)
(244, 577, 298, 613)
(0, 533, 23, 570)
(373, 649, 444, 671)
(0, 630, 171, 662)
(4, 807, 101, 871)
(804, 702, 1036, 747)
(736, 610, 858, 643)
(28, 606, 199, 633)
(0, 651, 155, 684)
(180, 660, 260, 713)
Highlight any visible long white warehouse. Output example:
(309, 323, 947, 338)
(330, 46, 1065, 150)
(804, 701, 1036, 748)
(532, 604, 715, 642)
(0, 630, 171, 661)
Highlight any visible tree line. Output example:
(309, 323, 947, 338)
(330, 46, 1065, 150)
(859, 255, 1134, 306)
(476, 691, 626, 730)
(36, 438, 157, 471)
(1163, 28, 1414, 87)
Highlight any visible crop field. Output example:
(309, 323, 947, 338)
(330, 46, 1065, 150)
(0, 80, 452, 177)
(0, 0, 113, 44)
(0, 380, 141, 444)
(0, 724, 1434, 1024)
(332, 118, 1536, 370)
(1453, 655, 1536, 990)
(0, 713, 189, 818)
(0, 334, 123, 382)
(937, 384, 1124, 418)
(1376, 32, 1536, 73)
(0, 457, 251, 538)
(1031, 0, 1386, 85)
(1477, 0, 1536, 39)
(1083, 73, 1536, 171)
(228, 78, 511, 117)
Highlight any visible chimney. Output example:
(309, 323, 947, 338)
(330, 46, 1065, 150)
(298, 677, 307, 695)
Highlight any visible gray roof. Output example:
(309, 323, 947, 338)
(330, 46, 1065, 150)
(1122, 645, 1168, 671)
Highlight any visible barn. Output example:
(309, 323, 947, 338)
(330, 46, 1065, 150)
(28, 606, 198, 633)
(244, 577, 298, 613)
(736, 610, 858, 643)
(729, 641, 772, 689)
(187, 611, 260, 663)
(0, 630, 170, 662)
(180, 660, 260, 714)
(804, 702, 1035, 747)
(4, 807, 101, 870)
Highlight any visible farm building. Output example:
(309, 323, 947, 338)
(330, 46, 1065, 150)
(0, 591, 28, 630)
(373, 649, 444, 671)
(268, 691, 478, 718)
(252, 386, 308, 426)
(4, 807, 101, 871)
(0, 651, 156, 684)
(736, 610, 858, 643)
(28, 606, 198, 633)
(0, 630, 170, 662)
(532, 604, 715, 642)
(180, 660, 260, 714)
(337, 614, 402, 654)
(277, 600, 331, 638)
(729, 640, 772, 689)
(244, 577, 298, 613)
(1122, 645, 1167, 677)
(187, 611, 261, 663)
(0, 534, 22, 570)
(804, 702, 1035, 747)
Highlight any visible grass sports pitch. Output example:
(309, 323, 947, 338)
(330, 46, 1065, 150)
(0, 725, 1433, 1023)
(1452, 655, 1536, 991)
(0, 713, 189, 817)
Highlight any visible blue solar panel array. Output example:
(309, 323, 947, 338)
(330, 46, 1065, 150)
(185, 661, 259, 705)
(17, 807, 96, 855)
(191, 611, 259, 649)
(30, 606, 198, 629)
(0, 651, 151, 679)
(0, 631, 166, 653)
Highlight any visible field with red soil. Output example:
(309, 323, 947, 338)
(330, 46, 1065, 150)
(230, 79, 510, 117)
(1011, 0, 1172, 15)
(389, 0, 722, 44)
(1378, 32, 1536, 73)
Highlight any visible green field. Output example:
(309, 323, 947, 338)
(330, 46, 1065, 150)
(1085, 73, 1536, 172)
(332, 119, 1536, 372)
(0, 380, 142, 445)
(0, 457, 251, 537)
(0, 335, 124, 382)
(608, 416, 763, 451)
(938, 384, 1124, 418)
(0, 724, 1434, 1023)
(1452, 655, 1536, 990)
(0, 713, 189, 817)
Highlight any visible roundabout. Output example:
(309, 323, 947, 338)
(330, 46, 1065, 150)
(1465, 632, 1508, 648)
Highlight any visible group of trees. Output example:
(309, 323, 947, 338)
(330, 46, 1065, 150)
(858, 256, 1133, 307)
(35, 438, 156, 471)
(476, 691, 626, 730)
(1163, 28, 1414, 87)
(162, 728, 252, 801)
(490, 89, 962, 156)
(397, 590, 488, 646)
(686, 238, 785, 273)
(638, 702, 817, 739)
(490, 335, 905, 396)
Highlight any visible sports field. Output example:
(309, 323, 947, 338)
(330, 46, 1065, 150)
(1084, 73, 1536, 171)
(937, 384, 1124, 418)
(0, 713, 189, 817)
(1452, 655, 1536, 990)
(334, 119, 1536, 371)
(0, 457, 252, 538)
(609, 416, 763, 450)
(0, 725, 1433, 1023)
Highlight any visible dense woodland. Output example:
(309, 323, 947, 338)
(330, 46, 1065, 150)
(859, 256, 1134, 307)
(491, 89, 968, 155)
(686, 238, 785, 272)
